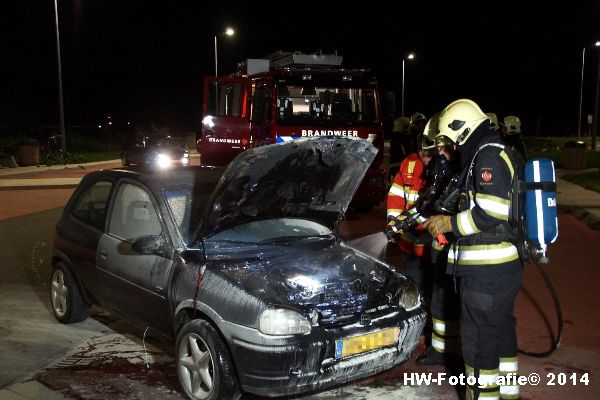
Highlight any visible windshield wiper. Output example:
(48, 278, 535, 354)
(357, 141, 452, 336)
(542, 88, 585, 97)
(259, 234, 333, 245)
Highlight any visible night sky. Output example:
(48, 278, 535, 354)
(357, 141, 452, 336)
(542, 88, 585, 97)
(3, 1, 600, 136)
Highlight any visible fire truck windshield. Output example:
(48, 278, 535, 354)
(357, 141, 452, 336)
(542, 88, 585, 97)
(276, 86, 379, 126)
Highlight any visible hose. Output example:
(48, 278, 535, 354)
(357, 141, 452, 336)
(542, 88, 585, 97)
(518, 256, 563, 358)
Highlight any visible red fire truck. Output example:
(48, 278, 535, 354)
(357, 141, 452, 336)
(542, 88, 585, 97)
(199, 50, 386, 210)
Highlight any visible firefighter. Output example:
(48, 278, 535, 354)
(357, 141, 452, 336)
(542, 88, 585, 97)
(409, 112, 427, 152)
(415, 118, 461, 367)
(423, 99, 523, 400)
(388, 116, 412, 184)
(502, 115, 526, 159)
(386, 134, 434, 294)
(486, 112, 500, 131)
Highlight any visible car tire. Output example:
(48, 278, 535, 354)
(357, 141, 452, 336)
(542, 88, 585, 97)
(176, 319, 241, 400)
(50, 263, 91, 324)
(121, 152, 130, 166)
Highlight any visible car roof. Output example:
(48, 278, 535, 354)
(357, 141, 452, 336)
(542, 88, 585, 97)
(87, 165, 224, 193)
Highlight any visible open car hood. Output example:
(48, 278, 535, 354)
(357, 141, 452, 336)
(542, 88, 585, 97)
(196, 137, 377, 239)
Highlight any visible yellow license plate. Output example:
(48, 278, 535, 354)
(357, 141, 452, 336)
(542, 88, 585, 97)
(335, 327, 400, 359)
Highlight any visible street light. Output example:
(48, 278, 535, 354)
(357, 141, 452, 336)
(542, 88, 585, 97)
(53, 0, 66, 159)
(401, 52, 415, 117)
(214, 27, 235, 76)
(577, 40, 600, 138)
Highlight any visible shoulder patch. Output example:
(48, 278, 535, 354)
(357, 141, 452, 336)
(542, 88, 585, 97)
(480, 168, 494, 185)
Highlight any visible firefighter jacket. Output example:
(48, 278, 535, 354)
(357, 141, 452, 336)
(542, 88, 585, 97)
(387, 152, 430, 256)
(448, 125, 523, 275)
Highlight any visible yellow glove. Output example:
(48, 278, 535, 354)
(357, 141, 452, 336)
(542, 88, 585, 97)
(423, 215, 452, 238)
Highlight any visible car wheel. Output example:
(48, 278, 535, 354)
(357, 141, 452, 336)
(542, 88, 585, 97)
(176, 319, 241, 400)
(50, 263, 91, 324)
(121, 152, 130, 166)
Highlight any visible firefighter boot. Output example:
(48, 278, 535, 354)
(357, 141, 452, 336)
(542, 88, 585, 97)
(416, 346, 446, 366)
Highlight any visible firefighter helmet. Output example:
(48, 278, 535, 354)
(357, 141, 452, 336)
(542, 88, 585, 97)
(486, 112, 499, 130)
(504, 115, 521, 134)
(436, 99, 487, 145)
(421, 112, 440, 150)
(392, 116, 411, 134)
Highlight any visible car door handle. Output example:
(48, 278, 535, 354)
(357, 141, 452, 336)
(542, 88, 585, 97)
(99, 249, 108, 260)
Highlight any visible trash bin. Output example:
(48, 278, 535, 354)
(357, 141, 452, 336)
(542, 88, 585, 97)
(563, 140, 586, 169)
(18, 139, 40, 166)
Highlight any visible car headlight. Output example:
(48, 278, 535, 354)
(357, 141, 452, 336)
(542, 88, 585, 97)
(156, 153, 171, 169)
(181, 156, 190, 165)
(399, 282, 421, 311)
(259, 308, 311, 335)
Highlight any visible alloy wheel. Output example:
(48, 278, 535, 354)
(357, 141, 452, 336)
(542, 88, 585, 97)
(178, 332, 215, 399)
(51, 269, 68, 318)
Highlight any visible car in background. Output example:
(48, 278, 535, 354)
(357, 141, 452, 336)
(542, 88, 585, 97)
(121, 135, 190, 168)
(50, 137, 426, 400)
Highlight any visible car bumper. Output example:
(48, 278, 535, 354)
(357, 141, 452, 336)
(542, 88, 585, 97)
(227, 309, 426, 397)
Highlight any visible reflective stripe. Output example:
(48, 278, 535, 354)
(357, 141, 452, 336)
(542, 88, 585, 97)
(432, 335, 445, 352)
(457, 210, 480, 235)
(432, 318, 460, 335)
(500, 385, 520, 399)
(389, 186, 420, 202)
(499, 358, 518, 373)
(467, 388, 500, 400)
(387, 209, 402, 217)
(448, 243, 519, 265)
(476, 194, 510, 220)
(500, 150, 514, 178)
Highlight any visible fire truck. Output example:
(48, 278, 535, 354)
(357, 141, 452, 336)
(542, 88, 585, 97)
(199, 50, 386, 210)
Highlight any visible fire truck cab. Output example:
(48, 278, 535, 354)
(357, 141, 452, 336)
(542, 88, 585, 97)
(199, 50, 386, 210)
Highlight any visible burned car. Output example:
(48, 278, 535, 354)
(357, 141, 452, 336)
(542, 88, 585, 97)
(120, 135, 190, 168)
(50, 137, 426, 399)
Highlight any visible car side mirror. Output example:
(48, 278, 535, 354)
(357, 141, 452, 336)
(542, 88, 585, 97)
(131, 235, 172, 258)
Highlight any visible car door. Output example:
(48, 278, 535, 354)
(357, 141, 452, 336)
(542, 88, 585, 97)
(56, 178, 113, 306)
(96, 179, 174, 334)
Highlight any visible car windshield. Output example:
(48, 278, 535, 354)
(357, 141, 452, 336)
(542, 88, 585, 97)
(276, 86, 379, 126)
(206, 218, 332, 245)
(164, 185, 215, 243)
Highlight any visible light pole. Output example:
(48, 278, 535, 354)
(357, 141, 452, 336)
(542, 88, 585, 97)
(53, 0, 66, 158)
(401, 52, 415, 117)
(593, 45, 600, 152)
(578, 41, 600, 138)
(214, 27, 234, 76)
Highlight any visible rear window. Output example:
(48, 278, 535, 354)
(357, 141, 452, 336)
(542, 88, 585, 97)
(71, 181, 113, 230)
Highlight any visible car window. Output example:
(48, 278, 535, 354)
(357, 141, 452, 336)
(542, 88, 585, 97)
(71, 181, 113, 230)
(164, 186, 213, 243)
(109, 182, 162, 242)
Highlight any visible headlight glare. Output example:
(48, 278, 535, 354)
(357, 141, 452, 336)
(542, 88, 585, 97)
(399, 282, 421, 311)
(259, 309, 311, 335)
(156, 153, 171, 169)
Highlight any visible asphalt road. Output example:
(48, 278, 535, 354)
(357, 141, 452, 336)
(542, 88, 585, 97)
(1, 190, 599, 399)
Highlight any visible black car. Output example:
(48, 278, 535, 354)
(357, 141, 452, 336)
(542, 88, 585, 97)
(121, 135, 190, 168)
(50, 137, 426, 400)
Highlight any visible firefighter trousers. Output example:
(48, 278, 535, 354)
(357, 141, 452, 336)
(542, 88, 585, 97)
(430, 248, 460, 354)
(459, 266, 523, 400)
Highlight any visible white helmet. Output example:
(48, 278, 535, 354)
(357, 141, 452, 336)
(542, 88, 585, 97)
(421, 112, 440, 150)
(504, 115, 521, 134)
(392, 116, 411, 134)
(486, 112, 499, 130)
(437, 99, 487, 145)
